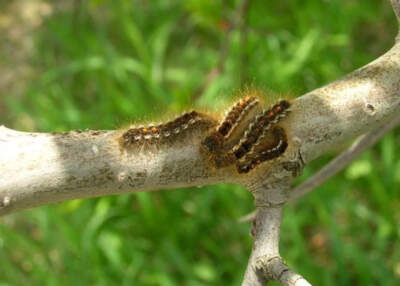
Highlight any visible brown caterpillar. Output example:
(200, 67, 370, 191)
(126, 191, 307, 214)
(232, 99, 291, 160)
(218, 96, 260, 137)
(236, 126, 288, 173)
(201, 97, 291, 171)
(120, 111, 217, 149)
(119, 95, 291, 175)
(201, 96, 261, 167)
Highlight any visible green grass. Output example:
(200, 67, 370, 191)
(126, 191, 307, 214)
(1, 0, 400, 285)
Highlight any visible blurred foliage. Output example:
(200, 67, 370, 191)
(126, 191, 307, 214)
(0, 0, 400, 285)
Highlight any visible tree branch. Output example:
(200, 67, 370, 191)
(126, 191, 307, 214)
(241, 207, 283, 286)
(289, 114, 400, 202)
(0, 127, 232, 215)
(241, 180, 313, 286)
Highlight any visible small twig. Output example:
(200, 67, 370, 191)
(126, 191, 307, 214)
(391, 0, 400, 23)
(289, 114, 400, 202)
(193, 0, 251, 101)
(238, 209, 258, 223)
(238, 209, 257, 223)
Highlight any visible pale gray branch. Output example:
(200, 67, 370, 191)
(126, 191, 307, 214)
(241, 181, 312, 285)
(0, 127, 231, 215)
(289, 114, 400, 202)
(242, 207, 283, 286)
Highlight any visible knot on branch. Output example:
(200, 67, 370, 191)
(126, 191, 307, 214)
(255, 255, 312, 286)
(255, 256, 285, 280)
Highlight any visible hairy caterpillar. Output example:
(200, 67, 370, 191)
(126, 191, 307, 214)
(201, 98, 291, 172)
(119, 111, 217, 149)
(202, 96, 262, 166)
(118, 94, 291, 174)
(236, 126, 288, 173)
(231, 100, 290, 159)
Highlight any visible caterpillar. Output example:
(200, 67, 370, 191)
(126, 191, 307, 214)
(201, 97, 291, 171)
(236, 126, 288, 173)
(232, 100, 291, 160)
(202, 96, 260, 153)
(120, 111, 217, 149)
(119, 95, 292, 174)
(202, 96, 264, 167)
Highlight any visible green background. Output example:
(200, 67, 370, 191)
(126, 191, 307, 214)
(0, 0, 399, 285)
